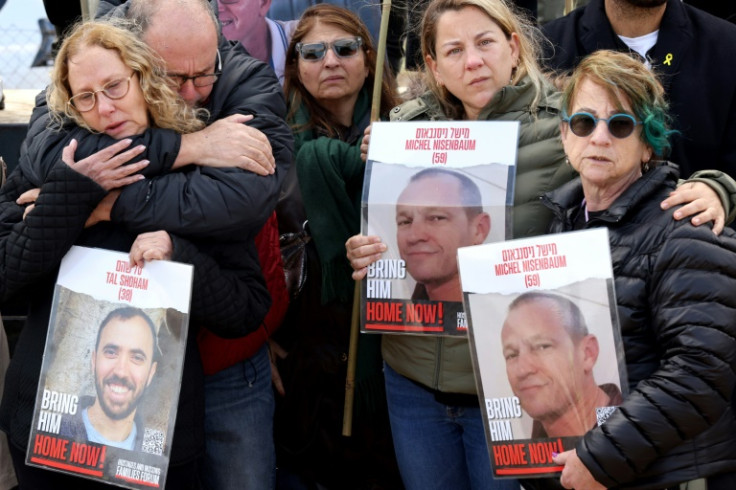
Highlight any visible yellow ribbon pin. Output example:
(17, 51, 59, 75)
(663, 53, 673, 66)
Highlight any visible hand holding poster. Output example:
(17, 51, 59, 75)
(458, 229, 627, 478)
(361, 120, 518, 335)
(26, 246, 193, 489)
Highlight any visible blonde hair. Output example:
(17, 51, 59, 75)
(47, 19, 206, 134)
(420, 0, 548, 119)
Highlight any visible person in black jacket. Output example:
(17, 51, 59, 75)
(104, 2, 294, 488)
(0, 6, 292, 488)
(543, 49, 736, 490)
(542, 0, 736, 186)
(95, 0, 292, 232)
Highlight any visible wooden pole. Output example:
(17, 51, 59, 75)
(342, 282, 362, 436)
(370, 0, 392, 123)
(343, 0, 392, 437)
(80, 0, 100, 21)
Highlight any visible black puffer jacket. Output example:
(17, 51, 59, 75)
(542, 164, 736, 489)
(0, 37, 292, 466)
(0, 133, 243, 465)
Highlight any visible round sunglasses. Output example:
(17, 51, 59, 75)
(562, 112, 641, 139)
(295, 37, 363, 62)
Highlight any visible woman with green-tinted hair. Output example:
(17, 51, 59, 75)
(544, 49, 736, 490)
(559, 48, 674, 163)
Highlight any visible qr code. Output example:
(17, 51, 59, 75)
(596, 406, 617, 426)
(141, 428, 165, 455)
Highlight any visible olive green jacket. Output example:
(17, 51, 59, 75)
(383, 77, 574, 394)
(382, 77, 736, 395)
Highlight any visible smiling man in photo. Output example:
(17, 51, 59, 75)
(60, 307, 159, 450)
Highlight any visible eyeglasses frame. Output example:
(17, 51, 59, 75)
(67, 73, 136, 113)
(562, 111, 642, 139)
(295, 37, 363, 62)
(167, 49, 222, 88)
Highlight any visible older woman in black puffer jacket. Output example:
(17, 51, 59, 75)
(543, 50, 736, 490)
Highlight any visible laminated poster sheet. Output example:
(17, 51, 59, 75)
(26, 246, 193, 489)
(361, 120, 519, 336)
(458, 228, 628, 478)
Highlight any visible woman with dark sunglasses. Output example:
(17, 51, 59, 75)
(271, 4, 401, 489)
(345, 1, 736, 489)
(541, 49, 736, 490)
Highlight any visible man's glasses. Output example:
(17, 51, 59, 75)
(218, 0, 240, 3)
(295, 37, 363, 62)
(68, 74, 135, 113)
(562, 112, 641, 139)
(168, 50, 222, 88)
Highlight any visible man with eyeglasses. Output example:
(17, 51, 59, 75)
(117, 2, 295, 489)
(106, 2, 292, 489)
(542, 0, 736, 201)
(217, 0, 297, 85)
(97, 0, 292, 174)
(13, 0, 292, 488)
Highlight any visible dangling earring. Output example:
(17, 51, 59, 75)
(642, 161, 650, 172)
(565, 156, 571, 167)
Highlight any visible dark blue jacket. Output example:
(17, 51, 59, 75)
(542, 0, 736, 180)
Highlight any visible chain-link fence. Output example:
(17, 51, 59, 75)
(0, 20, 54, 90)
